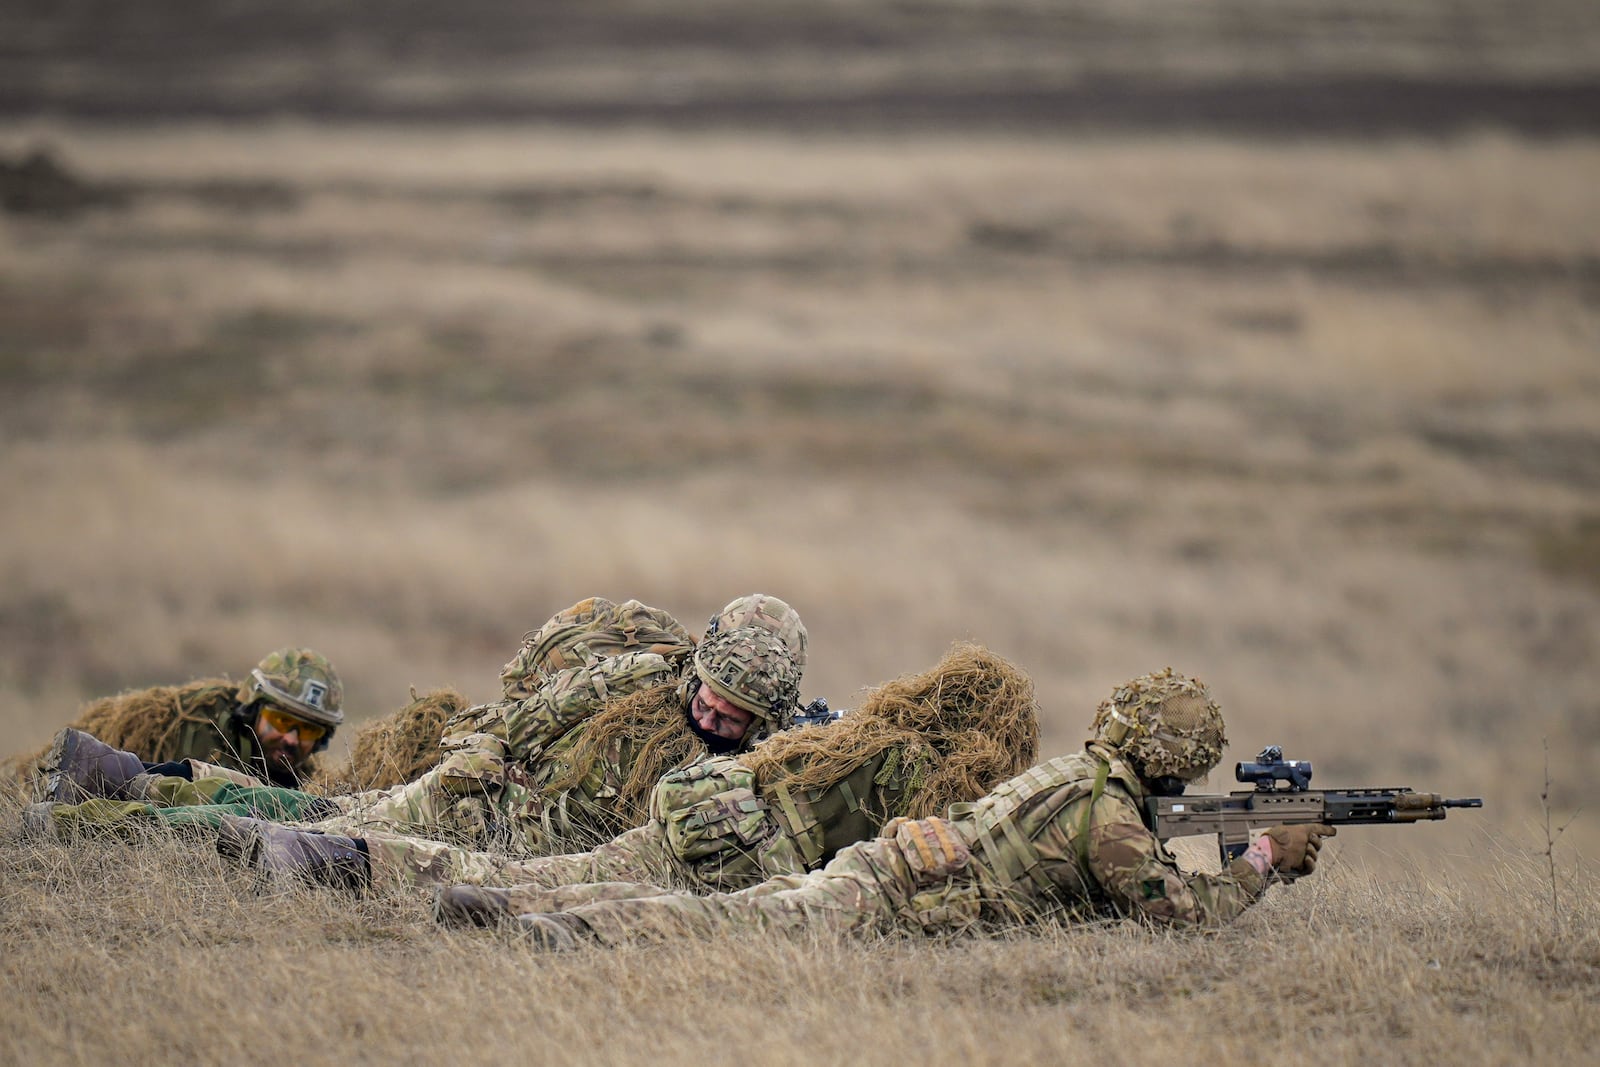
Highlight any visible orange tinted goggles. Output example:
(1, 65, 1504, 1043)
(258, 704, 328, 746)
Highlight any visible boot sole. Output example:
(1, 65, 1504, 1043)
(40, 730, 87, 803)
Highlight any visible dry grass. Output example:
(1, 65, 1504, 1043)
(1, 11, 1599, 1055)
(1, 785, 1595, 1065)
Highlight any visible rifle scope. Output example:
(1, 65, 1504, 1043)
(1235, 745, 1314, 791)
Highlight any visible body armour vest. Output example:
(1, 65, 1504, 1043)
(946, 749, 1147, 910)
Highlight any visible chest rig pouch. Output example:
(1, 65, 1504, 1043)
(653, 756, 778, 863)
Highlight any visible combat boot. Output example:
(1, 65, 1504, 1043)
(433, 885, 519, 928)
(514, 912, 589, 952)
(38, 728, 146, 803)
(216, 814, 371, 894)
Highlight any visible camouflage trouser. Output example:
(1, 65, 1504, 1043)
(309, 763, 499, 846)
(361, 801, 810, 897)
(528, 817, 985, 947)
(360, 821, 675, 892)
(41, 779, 337, 834)
(305, 743, 567, 856)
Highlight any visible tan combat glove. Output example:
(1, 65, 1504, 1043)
(1264, 823, 1336, 875)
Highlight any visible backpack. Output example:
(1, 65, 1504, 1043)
(500, 596, 697, 700)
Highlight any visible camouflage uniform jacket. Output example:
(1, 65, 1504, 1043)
(498, 746, 1271, 949)
(945, 744, 1268, 928)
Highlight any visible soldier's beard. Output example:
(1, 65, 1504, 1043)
(262, 750, 304, 787)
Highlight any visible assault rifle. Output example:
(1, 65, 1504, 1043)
(792, 697, 844, 727)
(1148, 745, 1483, 874)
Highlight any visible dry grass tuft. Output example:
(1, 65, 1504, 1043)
(313, 687, 467, 794)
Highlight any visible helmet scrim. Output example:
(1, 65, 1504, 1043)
(693, 625, 802, 730)
(707, 594, 808, 668)
(1090, 667, 1225, 781)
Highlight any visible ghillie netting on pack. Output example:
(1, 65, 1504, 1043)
(8, 679, 247, 784)
(314, 688, 467, 794)
(744, 642, 1041, 819)
(542, 680, 702, 828)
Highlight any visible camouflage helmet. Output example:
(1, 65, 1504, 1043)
(237, 648, 344, 732)
(707, 593, 808, 668)
(1090, 667, 1225, 781)
(693, 625, 802, 730)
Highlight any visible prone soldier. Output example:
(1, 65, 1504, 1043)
(448, 668, 1359, 949)
(27, 596, 806, 858)
(34, 648, 344, 794)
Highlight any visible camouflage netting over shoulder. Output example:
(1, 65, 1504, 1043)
(540, 679, 695, 827)
(744, 642, 1041, 819)
(312, 688, 468, 794)
(8, 678, 244, 781)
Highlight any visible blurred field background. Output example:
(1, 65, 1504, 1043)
(2, 1, 1598, 1062)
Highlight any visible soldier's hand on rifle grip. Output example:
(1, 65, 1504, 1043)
(1265, 823, 1336, 875)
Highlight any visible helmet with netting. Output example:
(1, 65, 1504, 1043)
(237, 648, 345, 732)
(1089, 667, 1225, 781)
(693, 625, 801, 730)
(707, 593, 808, 668)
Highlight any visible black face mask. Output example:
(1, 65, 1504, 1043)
(1146, 776, 1188, 797)
(687, 714, 744, 754)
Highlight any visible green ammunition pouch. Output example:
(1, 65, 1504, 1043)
(654, 757, 778, 862)
(435, 738, 507, 797)
(762, 752, 906, 871)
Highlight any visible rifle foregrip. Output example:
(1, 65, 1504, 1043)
(1389, 793, 1484, 821)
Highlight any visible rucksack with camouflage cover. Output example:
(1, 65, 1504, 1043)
(500, 597, 697, 700)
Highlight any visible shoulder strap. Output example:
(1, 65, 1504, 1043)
(1074, 760, 1111, 868)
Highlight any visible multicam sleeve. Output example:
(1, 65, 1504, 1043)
(1084, 794, 1268, 928)
(503, 652, 677, 759)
